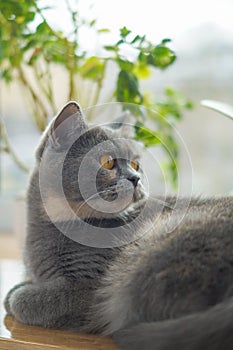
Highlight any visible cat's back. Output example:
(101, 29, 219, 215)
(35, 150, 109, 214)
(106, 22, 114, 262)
(120, 196, 233, 290)
(93, 196, 233, 333)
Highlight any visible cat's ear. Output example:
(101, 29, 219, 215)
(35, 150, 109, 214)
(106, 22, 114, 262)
(49, 101, 87, 147)
(107, 111, 135, 138)
(36, 102, 87, 160)
(108, 111, 130, 129)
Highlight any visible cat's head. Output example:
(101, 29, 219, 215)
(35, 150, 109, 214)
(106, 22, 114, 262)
(37, 102, 146, 222)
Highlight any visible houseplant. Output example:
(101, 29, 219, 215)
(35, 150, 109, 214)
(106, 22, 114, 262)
(0, 0, 192, 188)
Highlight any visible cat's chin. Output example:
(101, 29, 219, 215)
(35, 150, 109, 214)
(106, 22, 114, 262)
(75, 187, 146, 219)
(82, 195, 139, 219)
(133, 187, 145, 202)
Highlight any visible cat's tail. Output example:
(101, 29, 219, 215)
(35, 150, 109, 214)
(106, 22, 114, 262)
(113, 295, 233, 350)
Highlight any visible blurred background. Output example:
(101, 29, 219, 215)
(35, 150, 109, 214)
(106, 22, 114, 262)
(0, 0, 233, 236)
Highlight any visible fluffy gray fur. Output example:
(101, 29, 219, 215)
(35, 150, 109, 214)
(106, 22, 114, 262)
(4, 102, 233, 350)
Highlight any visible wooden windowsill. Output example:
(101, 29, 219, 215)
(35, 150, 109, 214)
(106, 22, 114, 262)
(0, 259, 119, 350)
(0, 316, 119, 350)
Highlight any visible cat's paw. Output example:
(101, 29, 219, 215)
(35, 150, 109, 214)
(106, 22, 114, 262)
(4, 281, 32, 315)
(4, 281, 34, 324)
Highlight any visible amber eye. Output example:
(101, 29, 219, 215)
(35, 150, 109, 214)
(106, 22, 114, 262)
(130, 159, 139, 171)
(100, 154, 115, 170)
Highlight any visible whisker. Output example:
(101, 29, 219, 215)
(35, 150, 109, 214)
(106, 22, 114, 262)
(147, 195, 176, 210)
(74, 190, 111, 216)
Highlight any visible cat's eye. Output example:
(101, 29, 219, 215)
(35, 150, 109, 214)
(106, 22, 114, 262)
(100, 154, 115, 170)
(130, 159, 139, 171)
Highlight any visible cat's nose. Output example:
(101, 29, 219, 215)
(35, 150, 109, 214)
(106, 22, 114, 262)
(127, 175, 140, 187)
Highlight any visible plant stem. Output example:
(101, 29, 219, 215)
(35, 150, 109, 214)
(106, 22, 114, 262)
(18, 66, 48, 131)
(46, 63, 57, 114)
(68, 66, 76, 101)
(88, 82, 102, 121)
(33, 61, 57, 115)
(64, 0, 80, 101)
(65, 0, 79, 43)
(87, 60, 106, 120)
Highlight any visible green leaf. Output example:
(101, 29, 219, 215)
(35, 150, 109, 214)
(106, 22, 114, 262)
(151, 46, 176, 68)
(22, 38, 38, 52)
(165, 87, 175, 96)
(134, 122, 161, 147)
(116, 39, 124, 46)
(0, 40, 10, 60)
(104, 45, 118, 52)
(79, 56, 105, 80)
(163, 87, 194, 117)
(116, 70, 142, 104)
(133, 62, 151, 79)
(36, 21, 50, 35)
(98, 28, 110, 33)
(43, 40, 75, 64)
(131, 35, 141, 44)
(120, 26, 131, 38)
(139, 35, 146, 44)
(185, 101, 194, 109)
(9, 52, 22, 67)
(138, 51, 147, 63)
(117, 58, 134, 71)
(0, 0, 36, 21)
(161, 38, 171, 44)
(25, 11, 35, 22)
(163, 157, 178, 188)
(90, 19, 97, 27)
(0, 68, 12, 83)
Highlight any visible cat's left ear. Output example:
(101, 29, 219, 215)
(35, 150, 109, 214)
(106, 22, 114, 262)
(49, 101, 88, 147)
(107, 111, 135, 138)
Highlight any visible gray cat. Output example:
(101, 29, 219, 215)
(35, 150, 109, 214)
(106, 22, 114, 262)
(4, 102, 233, 350)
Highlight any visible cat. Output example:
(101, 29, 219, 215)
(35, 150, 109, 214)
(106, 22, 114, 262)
(4, 102, 233, 350)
